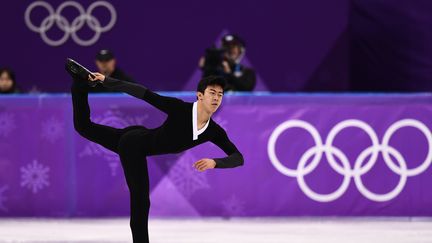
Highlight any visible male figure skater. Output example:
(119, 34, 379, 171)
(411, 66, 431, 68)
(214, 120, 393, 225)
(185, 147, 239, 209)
(65, 58, 244, 242)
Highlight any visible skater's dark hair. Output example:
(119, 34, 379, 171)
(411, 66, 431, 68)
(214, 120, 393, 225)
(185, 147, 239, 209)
(197, 76, 226, 94)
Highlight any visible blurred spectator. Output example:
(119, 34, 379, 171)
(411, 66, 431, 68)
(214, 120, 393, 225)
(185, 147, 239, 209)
(0, 68, 19, 94)
(92, 49, 136, 92)
(199, 34, 256, 92)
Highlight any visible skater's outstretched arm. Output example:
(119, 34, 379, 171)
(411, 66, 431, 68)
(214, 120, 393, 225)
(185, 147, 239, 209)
(210, 126, 244, 168)
(90, 73, 184, 114)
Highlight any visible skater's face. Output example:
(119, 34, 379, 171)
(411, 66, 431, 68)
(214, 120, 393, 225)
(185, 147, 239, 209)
(197, 84, 224, 113)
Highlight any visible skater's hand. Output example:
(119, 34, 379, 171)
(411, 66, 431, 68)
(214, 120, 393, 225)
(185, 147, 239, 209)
(193, 158, 216, 172)
(88, 72, 105, 82)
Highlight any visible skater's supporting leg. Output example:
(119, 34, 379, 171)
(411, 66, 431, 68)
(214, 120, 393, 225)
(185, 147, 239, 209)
(118, 132, 151, 243)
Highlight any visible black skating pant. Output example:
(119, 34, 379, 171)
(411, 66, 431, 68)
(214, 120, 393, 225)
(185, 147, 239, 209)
(71, 81, 151, 243)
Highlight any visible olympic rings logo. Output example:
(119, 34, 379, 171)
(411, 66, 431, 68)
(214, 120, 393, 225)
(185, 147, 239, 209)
(25, 1, 117, 46)
(267, 119, 432, 202)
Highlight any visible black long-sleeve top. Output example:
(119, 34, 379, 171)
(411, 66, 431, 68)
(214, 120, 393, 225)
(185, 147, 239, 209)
(91, 67, 136, 93)
(101, 77, 244, 168)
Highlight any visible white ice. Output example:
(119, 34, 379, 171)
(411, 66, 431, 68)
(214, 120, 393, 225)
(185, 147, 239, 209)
(0, 217, 431, 243)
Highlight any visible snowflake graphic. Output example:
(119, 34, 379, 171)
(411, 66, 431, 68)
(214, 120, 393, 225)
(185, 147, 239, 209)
(80, 144, 120, 176)
(168, 151, 210, 198)
(20, 160, 50, 194)
(0, 185, 8, 212)
(79, 110, 148, 176)
(0, 112, 16, 137)
(222, 194, 246, 216)
(41, 117, 64, 143)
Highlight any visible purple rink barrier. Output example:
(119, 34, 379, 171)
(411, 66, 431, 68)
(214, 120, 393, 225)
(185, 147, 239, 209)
(1, 92, 432, 217)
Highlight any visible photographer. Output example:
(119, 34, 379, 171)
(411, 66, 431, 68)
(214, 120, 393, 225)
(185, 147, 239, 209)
(199, 34, 256, 92)
(92, 49, 136, 92)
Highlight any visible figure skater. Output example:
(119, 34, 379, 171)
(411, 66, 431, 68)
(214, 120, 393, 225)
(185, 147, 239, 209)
(65, 58, 244, 242)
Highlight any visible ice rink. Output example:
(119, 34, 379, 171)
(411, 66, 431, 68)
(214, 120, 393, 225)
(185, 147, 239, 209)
(0, 217, 431, 243)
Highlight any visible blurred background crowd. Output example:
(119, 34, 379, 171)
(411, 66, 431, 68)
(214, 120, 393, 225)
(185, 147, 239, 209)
(1, 0, 431, 94)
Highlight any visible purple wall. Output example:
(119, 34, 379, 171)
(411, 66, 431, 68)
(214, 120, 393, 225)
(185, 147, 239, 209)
(350, 0, 432, 91)
(1, 0, 349, 92)
(2, 1, 431, 92)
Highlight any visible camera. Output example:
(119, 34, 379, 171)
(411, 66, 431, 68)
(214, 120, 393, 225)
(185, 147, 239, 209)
(202, 46, 227, 77)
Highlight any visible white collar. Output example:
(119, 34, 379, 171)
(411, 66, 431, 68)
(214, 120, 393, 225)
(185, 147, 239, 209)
(192, 101, 210, 140)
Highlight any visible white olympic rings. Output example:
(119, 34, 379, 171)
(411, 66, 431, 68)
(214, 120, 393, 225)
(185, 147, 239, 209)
(25, 1, 117, 46)
(267, 119, 432, 202)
